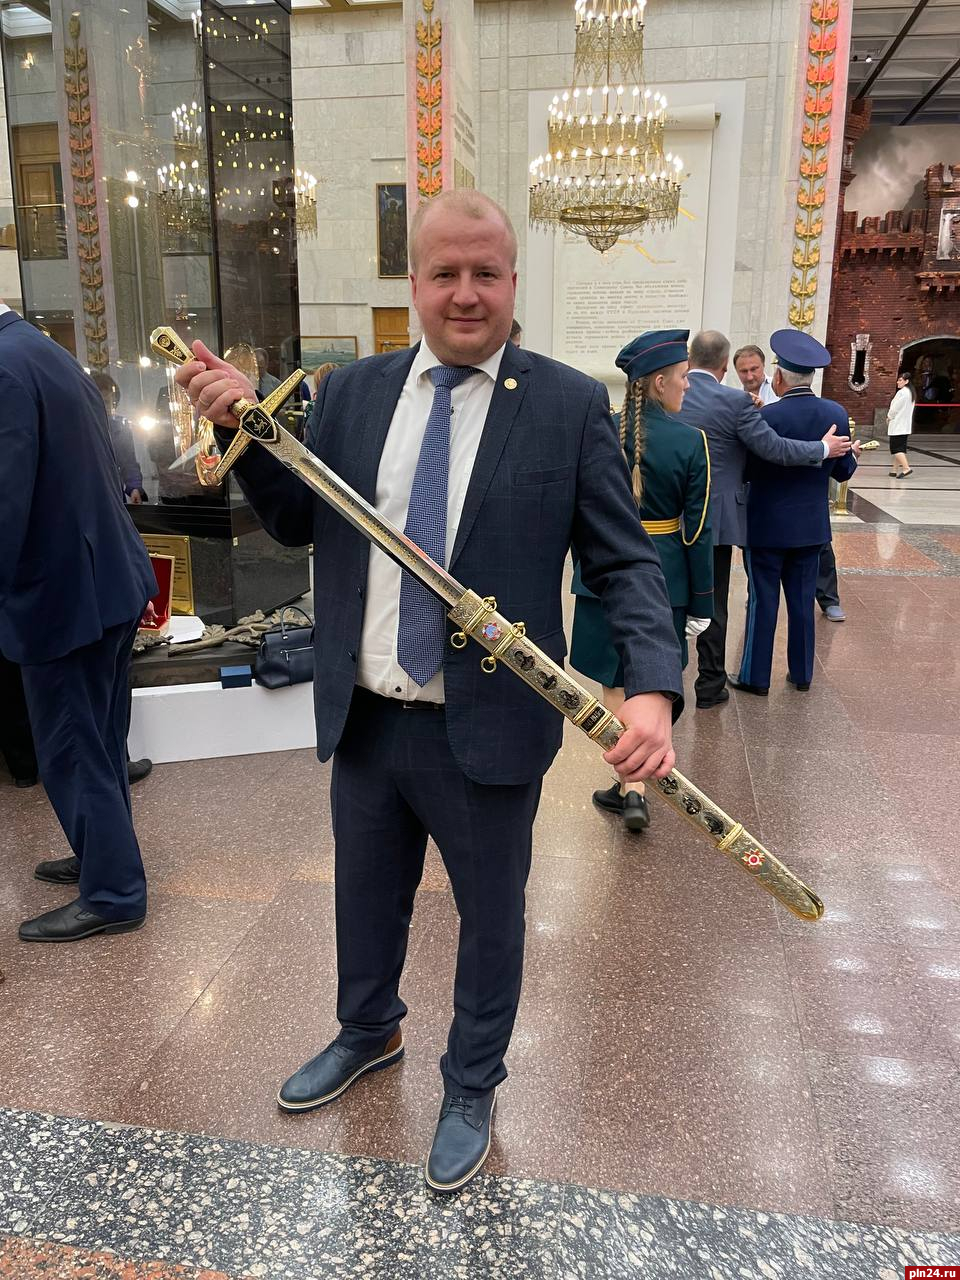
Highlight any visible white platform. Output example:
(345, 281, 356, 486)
(128, 680, 316, 763)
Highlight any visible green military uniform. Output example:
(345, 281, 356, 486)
(571, 398, 713, 681)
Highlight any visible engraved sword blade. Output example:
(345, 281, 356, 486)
(237, 403, 467, 610)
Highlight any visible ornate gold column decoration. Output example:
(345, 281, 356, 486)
(789, 0, 840, 331)
(64, 13, 107, 368)
(415, 0, 443, 200)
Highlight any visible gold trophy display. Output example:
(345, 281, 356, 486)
(151, 325, 824, 923)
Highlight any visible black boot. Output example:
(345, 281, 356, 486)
(623, 792, 650, 832)
(592, 781, 624, 815)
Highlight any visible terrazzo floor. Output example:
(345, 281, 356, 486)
(3, 512, 960, 1276)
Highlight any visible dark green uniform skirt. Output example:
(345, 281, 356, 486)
(571, 598, 688, 688)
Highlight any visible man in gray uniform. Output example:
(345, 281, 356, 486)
(676, 330, 852, 708)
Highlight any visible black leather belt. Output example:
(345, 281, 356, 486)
(356, 687, 444, 712)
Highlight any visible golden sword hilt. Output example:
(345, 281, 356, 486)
(150, 326, 306, 482)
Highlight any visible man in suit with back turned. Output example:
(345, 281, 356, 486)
(174, 191, 683, 1194)
(675, 330, 852, 709)
(0, 305, 157, 942)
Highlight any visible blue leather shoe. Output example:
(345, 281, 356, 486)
(424, 1089, 496, 1193)
(277, 1030, 403, 1112)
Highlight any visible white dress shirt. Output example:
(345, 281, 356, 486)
(356, 340, 506, 703)
(0, 303, 10, 316)
(757, 377, 779, 405)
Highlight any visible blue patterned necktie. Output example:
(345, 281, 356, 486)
(397, 363, 478, 687)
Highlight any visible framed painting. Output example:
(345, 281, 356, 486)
(377, 182, 408, 278)
(299, 336, 359, 370)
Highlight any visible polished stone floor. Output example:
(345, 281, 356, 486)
(2, 511, 960, 1275)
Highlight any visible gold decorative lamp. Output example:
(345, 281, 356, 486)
(528, 0, 684, 252)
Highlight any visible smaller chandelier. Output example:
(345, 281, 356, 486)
(529, 0, 684, 253)
(156, 161, 209, 238)
(294, 168, 319, 237)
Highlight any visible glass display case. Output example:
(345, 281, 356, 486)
(0, 0, 308, 626)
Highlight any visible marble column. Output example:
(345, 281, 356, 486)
(50, 0, 168, 366)
(785, 0, 853, 340)
(402, 0, 478, 216)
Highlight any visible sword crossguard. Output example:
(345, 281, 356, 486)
(149, 326, 306, 483)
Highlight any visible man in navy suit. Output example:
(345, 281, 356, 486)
(0, 307, 157, 942)
(175, 191, 683, 1193)
(676, 331, 852, 709)
(731, 330, 859, 695)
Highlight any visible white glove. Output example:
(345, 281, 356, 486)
(685, 616, 712, 638)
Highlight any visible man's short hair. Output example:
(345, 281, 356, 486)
(509, 319, 522, 340)
(777, 366, 814, 389)
(689, 330, 731, 371)
(733, 344, 766, 368)
(409, 190, 518, 272)
(91, 370, 119, 403)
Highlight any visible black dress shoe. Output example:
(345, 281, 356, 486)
(277, 1031, 403, 1112)
(623, 791, 650, 832)
(592, 781, 624, 814)
(14, 774, 38, 789)
(787, 677, 811, 692)
(425, 1089, 496, 1193)
(19, 899, 145, 942)
(34, 854, 81, 884)
(127, 758, 153, 784)
(727, 674, 769, 697)
(696, 688, 730, 710)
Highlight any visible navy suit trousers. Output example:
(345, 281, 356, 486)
(739, 546, 820, 690)
(331, 688, 542, 1096)
(21, 620, 147, 921)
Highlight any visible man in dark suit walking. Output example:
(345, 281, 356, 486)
(676, 331, 852, 709)
(732, 330, 859, 694)
(0, 306, 157, 942)
(175, 190, 683, 1193)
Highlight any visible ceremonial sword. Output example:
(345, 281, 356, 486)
(152, 325, 824, 923)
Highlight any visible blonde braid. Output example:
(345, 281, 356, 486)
(626, 379, 647, 505)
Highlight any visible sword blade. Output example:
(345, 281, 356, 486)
(237, 407, 467, 610)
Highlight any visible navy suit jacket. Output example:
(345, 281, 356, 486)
(0, 313, 157, 665)
(223, 341, 683, 785)
(675, 370, 825, 547)
(745, 388, 857, 548)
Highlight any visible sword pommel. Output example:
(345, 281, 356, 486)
(150, 326, 194, 367)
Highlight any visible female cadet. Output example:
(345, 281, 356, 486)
(570, 329, 713, 832)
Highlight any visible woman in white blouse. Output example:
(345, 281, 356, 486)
(887, 371, 915, 478)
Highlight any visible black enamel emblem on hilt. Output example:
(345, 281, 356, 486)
(558, 690, 580, 710)
(240, 405, 279, 442)
(703, 814, 725, 836)
(682, 795, 702, 816)
(658, 777, 679, 795)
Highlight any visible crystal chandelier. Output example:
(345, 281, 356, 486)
(529, 0, 684, 253)
(156, 101, 209, 241)
(294, 168, 319, 237)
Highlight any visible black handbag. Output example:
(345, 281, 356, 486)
(254, 606, 315, 689)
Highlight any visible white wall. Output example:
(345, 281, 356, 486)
(291, 7, 410, 358)
(477, 0, 807, 361)
(289, 0, 811, 364)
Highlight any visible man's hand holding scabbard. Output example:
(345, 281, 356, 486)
(158, 326, 824, 924)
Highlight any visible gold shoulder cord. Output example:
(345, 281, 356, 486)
(682, 428, 711, 547)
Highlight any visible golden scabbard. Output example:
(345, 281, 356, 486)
(449, 589, 823, 922)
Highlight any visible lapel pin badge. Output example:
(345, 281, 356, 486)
(504, 377, 518, 390)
